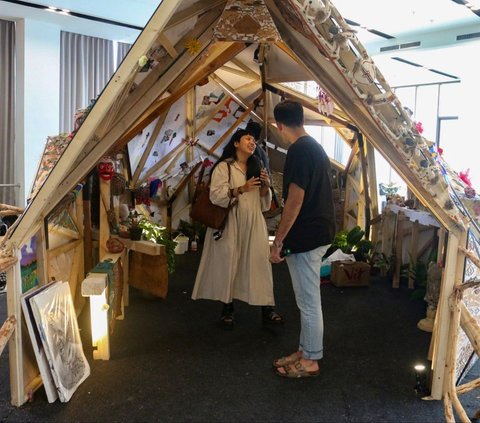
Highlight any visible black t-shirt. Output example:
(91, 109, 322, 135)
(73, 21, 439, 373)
(282, 135, 336, 253)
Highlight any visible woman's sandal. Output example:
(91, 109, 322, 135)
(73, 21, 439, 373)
(220, 303, 234, 330)
(273, 351, 302, 368)
(262, 306, 284, 324)
(275, 360, 320, 378)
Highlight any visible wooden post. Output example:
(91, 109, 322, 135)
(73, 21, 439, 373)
(7, 259, 25, 406)
(99, 179, 111, 261)
(430, 229, 466, 400)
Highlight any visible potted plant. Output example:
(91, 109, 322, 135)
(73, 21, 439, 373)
(326, 226, 373, 287)
(139, 219, 177, 274)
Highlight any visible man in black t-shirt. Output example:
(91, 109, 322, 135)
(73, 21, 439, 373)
(270, 100, 335, 378)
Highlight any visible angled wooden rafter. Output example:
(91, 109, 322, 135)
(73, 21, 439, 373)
(132, 111, 169, 186)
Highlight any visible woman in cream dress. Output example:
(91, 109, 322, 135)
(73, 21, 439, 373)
(192, 129, 282, 328)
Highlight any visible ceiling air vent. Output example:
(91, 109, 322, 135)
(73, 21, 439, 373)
(457, 32, 480, 41)
(380, 41, 420, 53)
(400, 41, 421, 49)
(380, 44, 400, 52)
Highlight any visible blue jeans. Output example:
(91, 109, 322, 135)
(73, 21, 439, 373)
(286, 244, 329, 360)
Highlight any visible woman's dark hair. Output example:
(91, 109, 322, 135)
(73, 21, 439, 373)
(210, 129, 262, 179)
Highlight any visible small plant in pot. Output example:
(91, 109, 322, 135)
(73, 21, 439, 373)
(325, 226, 373, 262)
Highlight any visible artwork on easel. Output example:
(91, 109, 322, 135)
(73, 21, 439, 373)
(20, 235, 39, 293)
(21, 282, 60, 403)
(29, 281, 90, 402)
(49, 209, 79, 234)
(455, 230, 480, 383)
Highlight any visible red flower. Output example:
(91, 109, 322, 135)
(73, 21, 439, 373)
(415, 121, 424, 134)
(460, 169, 472, 188)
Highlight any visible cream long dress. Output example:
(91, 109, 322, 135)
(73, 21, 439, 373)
(191, 160, 274, 305)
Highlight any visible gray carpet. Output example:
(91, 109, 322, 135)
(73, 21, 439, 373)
(1, 251, 479, 422)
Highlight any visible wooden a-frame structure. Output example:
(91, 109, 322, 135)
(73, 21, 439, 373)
(2, 0, 480, 420)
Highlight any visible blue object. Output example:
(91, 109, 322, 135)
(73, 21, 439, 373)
(320, 264, 331, 278)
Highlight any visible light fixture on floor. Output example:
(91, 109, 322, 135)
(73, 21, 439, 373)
(413, 364, 430, 397)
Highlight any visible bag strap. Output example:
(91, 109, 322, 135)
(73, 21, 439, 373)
(192, 159, 208, 205)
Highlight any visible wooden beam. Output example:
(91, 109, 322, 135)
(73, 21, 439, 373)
(210, 74, 262, 122)
(220, 65, 259, 80)
(132, 111, 169, 186)
(137, 141, 185, 187)
(430, 230, 467, 399)
(0, 316, 16, 357)
(164, 0, 226, 31)
(47, 239, 82, 260)
(157, 33, 178, 59)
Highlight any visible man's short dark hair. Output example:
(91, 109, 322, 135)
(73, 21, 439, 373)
(273, 100, 304, 127)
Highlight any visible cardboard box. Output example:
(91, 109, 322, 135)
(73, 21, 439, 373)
(331, 260, 371, 287)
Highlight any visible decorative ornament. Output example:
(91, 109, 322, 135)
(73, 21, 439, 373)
(366, 91, 395, 106)
(185, 38, 202, 55)
(465, 186, 476, 199)
(415, 121, 424, 134)
(459, 169, 473, 187)
(138, 55, 154, 72)
(351, 58, 376, 85)
(98, 157, 115, 181)
(317, 87, 334, 116)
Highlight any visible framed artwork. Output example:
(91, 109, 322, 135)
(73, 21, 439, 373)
(20, 234, 39, 293)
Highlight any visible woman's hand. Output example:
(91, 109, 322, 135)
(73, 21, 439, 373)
(241, 176, 261, 193)
(259, 169, 270, 188)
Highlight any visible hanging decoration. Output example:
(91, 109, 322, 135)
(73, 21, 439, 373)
(98, 157, 115, 181)
(138, 55, 154, 72)
(317, 87, 334, 116)
(185, 38, 202, 55)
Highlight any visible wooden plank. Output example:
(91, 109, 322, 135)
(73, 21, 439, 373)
(131, 111, 169, 186)
(137, 140, 185, 187)
(7, 260, 25, 406)
(47, 239, 82, 260)
(99, 179, 111, 261)
(157, 33, 178, 59)
(0, 316, 16, 357)
(430, 230, 467, 399)
(164, 0, 226, 31)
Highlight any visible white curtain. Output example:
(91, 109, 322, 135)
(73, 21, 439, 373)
(0, 19, 16, 205)
(116, 41, 132, 67)
(60, 31, 114, 133)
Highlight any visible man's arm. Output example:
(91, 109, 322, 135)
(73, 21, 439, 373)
(270, 182, 304, 261)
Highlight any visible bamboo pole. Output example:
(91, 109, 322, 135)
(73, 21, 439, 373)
(443, 287, 470, 422)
